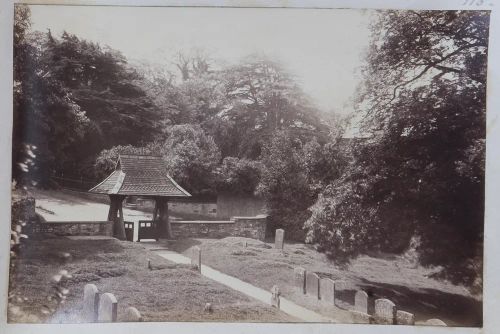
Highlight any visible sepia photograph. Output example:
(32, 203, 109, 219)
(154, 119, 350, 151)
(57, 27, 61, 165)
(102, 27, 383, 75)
(7, 2, 491, 329)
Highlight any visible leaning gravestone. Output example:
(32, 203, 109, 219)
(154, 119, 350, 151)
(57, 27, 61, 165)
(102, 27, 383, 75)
(424, 318, 447, 326)
(123, 306, 143, 322)
(319, 278, 335, 304)
(374, 298, 396, 325)
(294, 267, 306, 294)
(275, 229, 285, 249)
(98, 293, 118, 322)
(191, 246, 201, 272)
(396, 310, 415, 325)
(354, 290, 369, 314)
(306, 272, 320, 299)
(82, 284, 99, 322)
(271, 285, 281, 308)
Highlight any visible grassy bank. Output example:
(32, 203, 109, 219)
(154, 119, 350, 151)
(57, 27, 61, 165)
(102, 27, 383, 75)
(169, 237, 482, 326)
(8, 237, 294, 323)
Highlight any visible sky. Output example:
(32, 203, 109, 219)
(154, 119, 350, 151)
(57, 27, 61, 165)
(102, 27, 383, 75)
(28, 5, 374, 114)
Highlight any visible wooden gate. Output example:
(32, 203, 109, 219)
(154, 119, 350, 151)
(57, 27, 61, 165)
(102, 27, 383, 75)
(137, 220, 159, 242)
(123, 221, 134, 242)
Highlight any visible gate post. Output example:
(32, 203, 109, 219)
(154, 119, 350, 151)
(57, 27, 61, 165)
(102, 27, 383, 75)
(155, 197, 172, 239)
(108, 195, 126, 240)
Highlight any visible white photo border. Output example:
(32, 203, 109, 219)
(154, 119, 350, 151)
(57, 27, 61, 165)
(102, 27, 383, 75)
(1, 1, 498, 334)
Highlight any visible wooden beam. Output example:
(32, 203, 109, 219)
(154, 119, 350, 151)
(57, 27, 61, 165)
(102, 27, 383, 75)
(155, 197, 172, 239)
(109, 195, 126, 240)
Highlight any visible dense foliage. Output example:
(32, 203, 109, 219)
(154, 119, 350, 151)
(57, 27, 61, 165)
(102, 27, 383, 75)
(304, 10, 488, 285)
(13, 6, 160, 185)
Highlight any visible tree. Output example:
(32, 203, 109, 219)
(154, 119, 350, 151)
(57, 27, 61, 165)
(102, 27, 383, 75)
(305, 10, 489, 285)
(13, 28, 163, 185)
(94, 145, 154, 179)
(43, 32, 161, 170)
(257, 131, 315, 240)
(220, 56, 327, 158)
(136, 54, 227, 129)
(13, 7, 90, 186)
(216, 157, 262, 195)
(159, 125, 221, 196)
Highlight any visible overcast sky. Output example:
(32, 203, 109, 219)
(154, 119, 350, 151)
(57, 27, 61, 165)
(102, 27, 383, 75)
(28, 5, 373, 114)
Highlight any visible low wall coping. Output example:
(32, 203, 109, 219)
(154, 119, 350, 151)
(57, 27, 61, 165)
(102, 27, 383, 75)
(44, 221, 112, 224)
(231, 215, 268, 220)
(171, 220, 234, 224)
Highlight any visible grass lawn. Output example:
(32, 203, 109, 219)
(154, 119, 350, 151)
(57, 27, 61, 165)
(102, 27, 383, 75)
(8, 236, 295, 323)
(169, 237, 482, 327)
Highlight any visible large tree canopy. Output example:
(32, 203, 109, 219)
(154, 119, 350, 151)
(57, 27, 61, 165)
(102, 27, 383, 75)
(13, 13, 162, 186)
(219, 57, 328, 158)
(304, 10, 488, 285)
(13, 6, 90, 185)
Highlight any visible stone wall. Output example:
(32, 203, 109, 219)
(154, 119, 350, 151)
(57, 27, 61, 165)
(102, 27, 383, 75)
(12, 195, 113, 237)
(25, 221, 113, 237)
(232, 216, 267, 240)
(171, 215, 267, 241)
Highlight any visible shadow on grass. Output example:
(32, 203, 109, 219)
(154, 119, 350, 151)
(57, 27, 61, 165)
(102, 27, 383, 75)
(158, 238, 203, 254)
(18, 236, 125, 264)
(327, 274, 481, 327)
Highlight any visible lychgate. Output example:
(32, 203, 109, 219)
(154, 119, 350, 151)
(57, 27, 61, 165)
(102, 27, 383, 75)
(89, 154, 191, 240)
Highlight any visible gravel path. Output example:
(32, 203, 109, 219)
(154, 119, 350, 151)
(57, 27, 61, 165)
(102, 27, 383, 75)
(143, 243, 334, 323)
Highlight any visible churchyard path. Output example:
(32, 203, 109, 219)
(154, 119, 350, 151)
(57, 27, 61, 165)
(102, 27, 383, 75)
(143, 243, 334, 323)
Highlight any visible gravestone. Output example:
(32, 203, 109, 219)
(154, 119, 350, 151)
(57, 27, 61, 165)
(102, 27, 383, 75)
(98, 293, 118, 322)
(305, 272, 320, 299)
(424, 318, 447, 326)
(350, 310, 372, 324)
(82, 284, 99, 322)
(271, 285, 280, 308)
(275, 229, 284, 249)
(294, 267, 306, 294)
(191, 246, 201, 272)
(334, 280, 351, 308)
(354, 290, 369, 314)
(396, 310, 415, 325)
(319, 278, 335, 304)
(123, 306, 143, 322)
(374, 298, 396, 325)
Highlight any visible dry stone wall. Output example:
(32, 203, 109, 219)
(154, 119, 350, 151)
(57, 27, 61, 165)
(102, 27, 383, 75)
(171, 215, 267, 241)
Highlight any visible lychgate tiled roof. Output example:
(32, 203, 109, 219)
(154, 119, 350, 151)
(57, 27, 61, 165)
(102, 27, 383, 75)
(89, 154, 191, 197)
